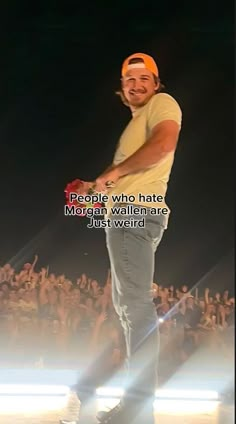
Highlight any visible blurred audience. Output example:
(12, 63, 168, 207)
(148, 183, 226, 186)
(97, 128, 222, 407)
(0, 258, 234, 379)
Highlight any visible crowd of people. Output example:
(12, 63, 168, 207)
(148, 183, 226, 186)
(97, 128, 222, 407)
(0, 256, 234, 378)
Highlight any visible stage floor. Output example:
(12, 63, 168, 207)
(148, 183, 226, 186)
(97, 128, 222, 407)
(0, 401, 234, 424)
(0, 339, 234, 424)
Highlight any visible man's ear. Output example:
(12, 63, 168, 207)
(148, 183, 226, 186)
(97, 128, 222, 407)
(155, 80, 160, 92)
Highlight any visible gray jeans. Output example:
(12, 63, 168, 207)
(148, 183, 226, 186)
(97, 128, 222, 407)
(105, 204, 167, 402)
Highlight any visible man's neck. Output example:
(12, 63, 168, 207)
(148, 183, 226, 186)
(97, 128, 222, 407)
(129, 94, 155, 115)
(130, 105, 144, 116)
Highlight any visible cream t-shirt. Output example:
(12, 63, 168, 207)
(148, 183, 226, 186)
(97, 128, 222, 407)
(105, 93, 182, 227)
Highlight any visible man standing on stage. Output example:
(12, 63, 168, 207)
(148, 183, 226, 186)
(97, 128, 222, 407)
(61, 52, 182, 424)
(93, 53, 182, 424)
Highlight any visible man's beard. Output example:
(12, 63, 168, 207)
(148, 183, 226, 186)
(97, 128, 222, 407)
(128, 92, 151, 107)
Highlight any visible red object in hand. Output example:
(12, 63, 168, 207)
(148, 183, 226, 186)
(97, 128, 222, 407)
(64, 179, 102, 217)
(64, 179, 82, 203)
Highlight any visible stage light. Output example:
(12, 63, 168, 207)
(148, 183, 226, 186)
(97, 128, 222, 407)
(96, 386, 219, 401)
(0, 395, 67, 414)
(153, 399, 219, 415)
(155, 388, 219, 400)
(0, 384, 69, 395)
(96, 387, 125, 397)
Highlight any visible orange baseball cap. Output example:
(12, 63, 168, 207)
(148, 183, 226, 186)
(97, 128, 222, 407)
(121, 53, 159, 77)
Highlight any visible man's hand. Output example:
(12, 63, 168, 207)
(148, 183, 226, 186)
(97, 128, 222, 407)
(94, 167, 121, 193)
(77, 181, 94, 195)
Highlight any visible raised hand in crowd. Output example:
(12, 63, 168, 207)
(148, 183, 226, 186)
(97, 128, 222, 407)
(1, 257, 234, 371)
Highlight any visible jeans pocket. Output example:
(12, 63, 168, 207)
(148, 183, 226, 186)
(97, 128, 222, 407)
(144, 214, 166, 246)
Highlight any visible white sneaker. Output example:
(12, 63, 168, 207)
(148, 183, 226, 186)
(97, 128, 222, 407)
(60, 390, 81, 423)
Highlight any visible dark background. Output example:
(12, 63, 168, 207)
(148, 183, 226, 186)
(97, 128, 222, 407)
(0, 1, 234, 294)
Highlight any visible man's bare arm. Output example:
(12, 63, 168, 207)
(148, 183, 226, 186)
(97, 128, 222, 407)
(101, 163, 114, 174)
(116, 120, 180, 177)
(94, 120, 180, 192)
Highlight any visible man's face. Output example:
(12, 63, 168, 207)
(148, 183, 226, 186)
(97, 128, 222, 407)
(181, 285, 188, 293)
(3, 263, 11, 271)
(223, 291, 229, 299)
(225, 306, 232, 316)
(49, 273, 56, 282)
(186, 297, 194, 308)
(122, 68, 158, 109)
(91, 280, 98, 289)
(207, 304, 215, 314)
